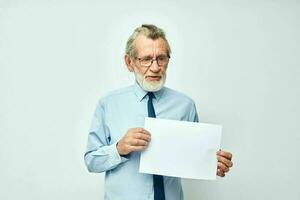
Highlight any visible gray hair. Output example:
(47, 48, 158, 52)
(125, 24, 171, 58)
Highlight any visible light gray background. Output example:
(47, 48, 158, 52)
(0, 0, 299, 199)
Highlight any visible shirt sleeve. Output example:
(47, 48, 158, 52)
(189, 101, 199, 123)
(84, 100, 128, 173)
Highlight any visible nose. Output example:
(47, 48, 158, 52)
(149, 60, 160, 72)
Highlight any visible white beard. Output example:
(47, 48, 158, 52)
(134, 71, 166, 92)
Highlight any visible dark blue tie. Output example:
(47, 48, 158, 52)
(147, 92, 165, 200)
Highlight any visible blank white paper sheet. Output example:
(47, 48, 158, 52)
(139, 117, 222, 180)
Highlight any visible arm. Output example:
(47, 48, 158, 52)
(84, 101, 151, 173)
(84, 100, 128, 173)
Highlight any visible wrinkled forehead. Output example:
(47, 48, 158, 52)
(134, 35, 168, 57)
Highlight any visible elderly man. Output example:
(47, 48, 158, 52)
(84, 24, 233, 200)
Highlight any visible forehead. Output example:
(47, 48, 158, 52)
(134, 35, 168, 56)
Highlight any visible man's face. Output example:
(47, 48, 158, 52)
(126, 35, 169, 92)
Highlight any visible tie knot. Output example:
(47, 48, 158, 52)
(147, 92, 155, 100)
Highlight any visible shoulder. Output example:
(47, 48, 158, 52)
(162, 86, 196, 105)
(161, 87, 199, 122)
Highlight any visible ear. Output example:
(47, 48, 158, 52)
(125, 54, 134, 72)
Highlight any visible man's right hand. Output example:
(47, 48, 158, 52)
(116, 128, 151, 156)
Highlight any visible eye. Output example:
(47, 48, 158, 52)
(157, 56, 166, 61)
(158, 56, 169, 61)
(141, 57, 152, 62)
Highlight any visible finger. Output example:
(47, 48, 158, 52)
(217, 162, 230, 173)
(129, 145, 147, 152)
(217, 150, 232, 160)
(133, 132, 151, 142)
(132, 128, 150, 135)
(141, 129, 151, 135)
(130, 139, 149, 146)
(217, 155, 233, 168)
(128, 128, 151, 139)
(217, 169, 225, 177)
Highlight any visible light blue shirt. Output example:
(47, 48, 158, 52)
(84, 82, 199, 200)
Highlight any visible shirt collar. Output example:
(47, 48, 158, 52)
(134, 81, 165, 102)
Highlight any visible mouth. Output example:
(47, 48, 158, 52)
(145, 75, 162, 81)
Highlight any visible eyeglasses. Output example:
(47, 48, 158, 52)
(135, 55, 170, 68)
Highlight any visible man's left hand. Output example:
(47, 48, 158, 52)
(216, 150, 233, 177)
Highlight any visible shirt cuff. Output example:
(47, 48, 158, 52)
(108, 142, 129, 166)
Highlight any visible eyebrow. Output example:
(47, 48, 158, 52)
(140, 53, 168, 58)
